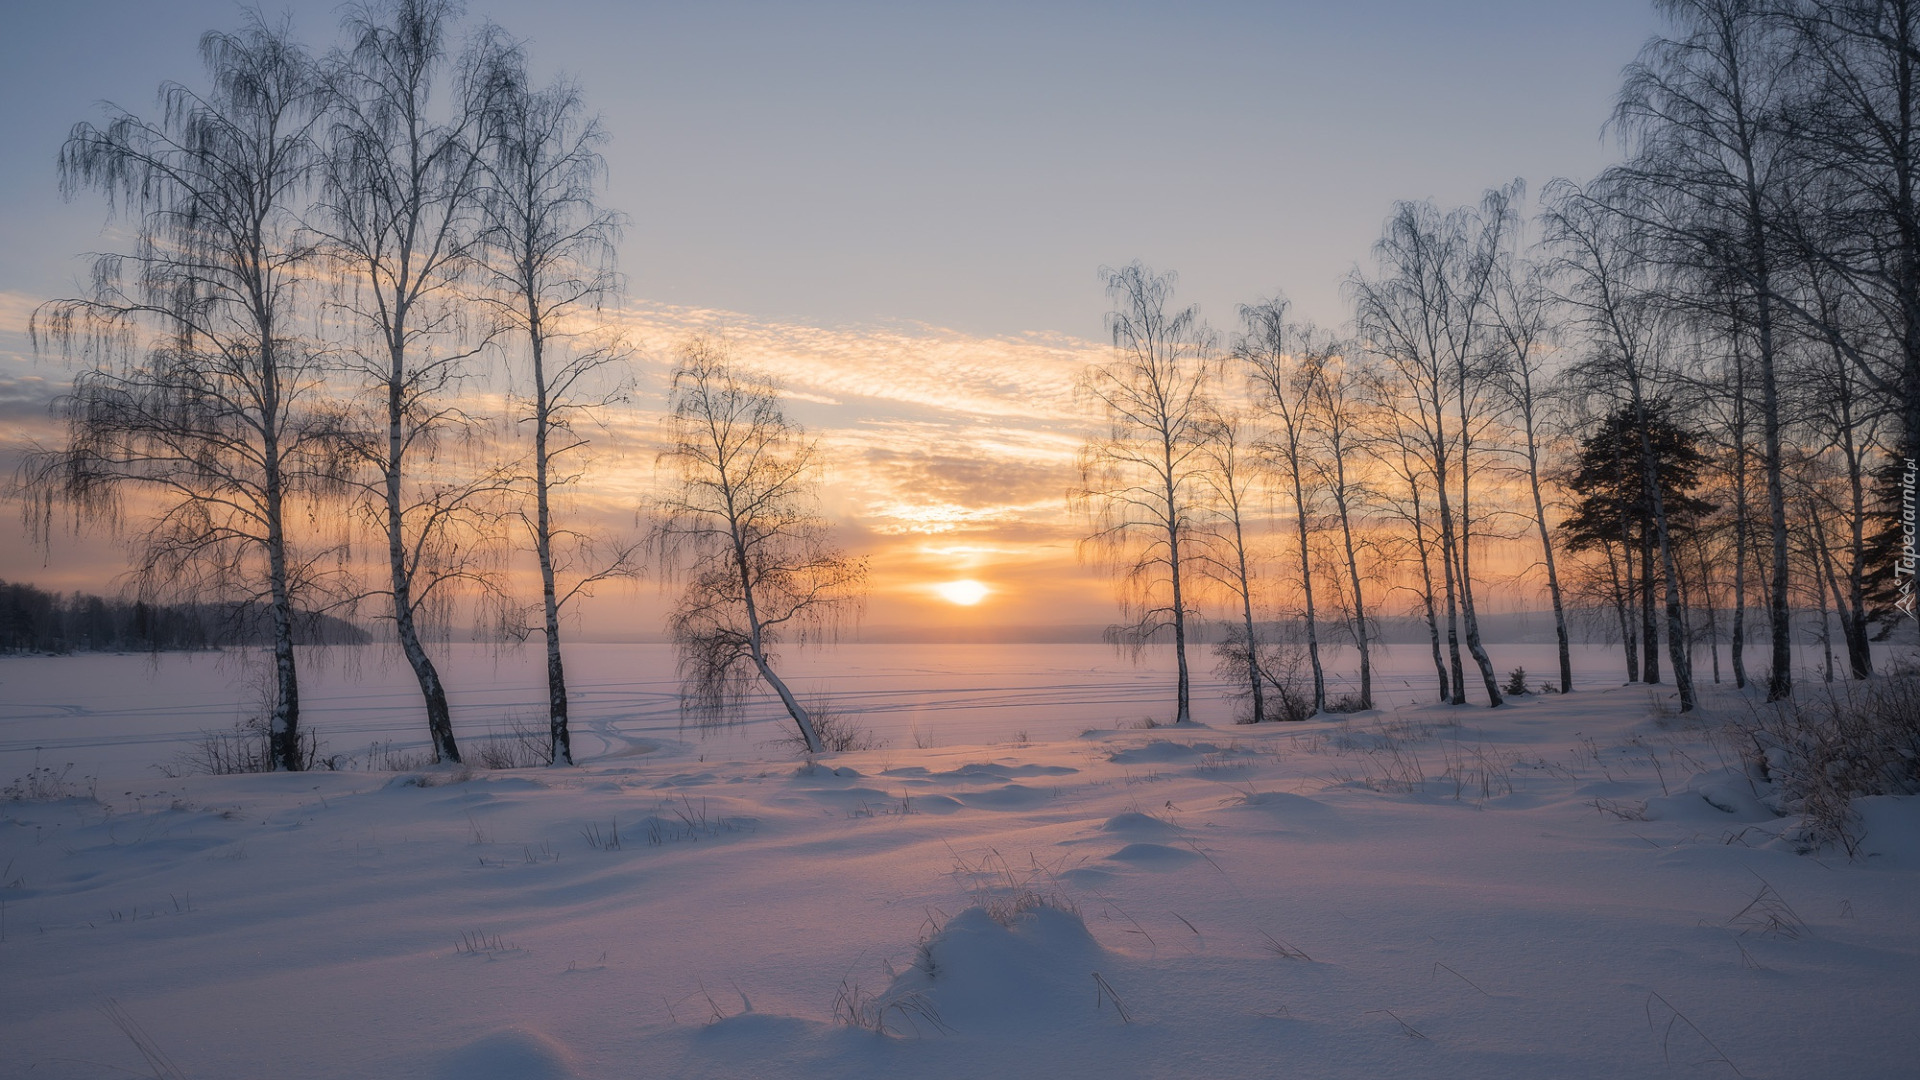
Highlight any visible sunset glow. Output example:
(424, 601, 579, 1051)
(933, 579, 991, 606)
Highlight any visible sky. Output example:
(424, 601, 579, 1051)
(0, 0, 1660, 637)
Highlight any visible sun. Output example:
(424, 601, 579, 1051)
(933, 579, 991, 606)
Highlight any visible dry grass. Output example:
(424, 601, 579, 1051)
(172, 716, 325, 775)
(831, 976, 950, 1037)
(774, 700, 883, 754)
(3, 763, 95, 801)
(101, 998, 188, 1080)
(474, 713, 554, 769)
(1740, 675, 1920, 855)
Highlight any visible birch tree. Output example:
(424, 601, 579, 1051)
(1488, 242, 1576, 693)
(1304, 345, 1377, 709)
(1236, 300, 1327, 716)
(480, 57, 635, 766)
(650, 338, 865, 753)
(1194, 405, 1271, 723)
(316, 0, 512, 763)
(1351, 201, 1504, 706)
(1780, 0, 1920, 512)
(1071, 263, 1215, 725)
(1607, 0, 1798, 697)
(26, 19, 334, 771)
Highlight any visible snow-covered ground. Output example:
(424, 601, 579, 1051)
(1, 643, 1916, 1079)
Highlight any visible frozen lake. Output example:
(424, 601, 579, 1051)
(0, 639, 1902, 789)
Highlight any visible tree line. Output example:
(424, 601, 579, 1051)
(17, 0, 861, 767)
(0, 578, 368, 654)
(1075, 0, 1915, 720)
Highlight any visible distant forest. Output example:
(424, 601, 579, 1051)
(0, 580, 370, 655)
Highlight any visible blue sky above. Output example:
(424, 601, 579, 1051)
(3, 0, 1654, 336)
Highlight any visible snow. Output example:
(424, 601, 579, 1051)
(1, 643, 1916, 1078)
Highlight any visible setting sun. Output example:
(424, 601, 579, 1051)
(933, 579, 991, 606)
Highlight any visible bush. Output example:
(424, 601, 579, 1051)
(475, 713, 554, 769)
(174, 715, 326, 774)
(1742, 675, 1920, 855)
(1216, 628, 1313, 723)
(1260, 676, 1315, 723)
(1502, 667, 1531, 696)
(776, 699, 882, 754)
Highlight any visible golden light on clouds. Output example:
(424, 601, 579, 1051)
(0, 287, 1573, 637)
(0, 289, 1125, 633)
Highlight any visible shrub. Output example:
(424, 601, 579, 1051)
(775, 699, 882, 754)
(175, 715, 326, 774)
(475, 713, 554, 769)
(1742, 675, 1920, 855)
(1216, 627, 1313, 723)
(1502, 667, 1531, 696)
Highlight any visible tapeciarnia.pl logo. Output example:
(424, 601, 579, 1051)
(1899, 457, 1917, 619)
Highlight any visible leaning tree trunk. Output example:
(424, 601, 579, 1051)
(1454, 364, 1503, 706)
(387, 346, 459, 764)
(1454, 428, 1503, 707)
(754, 650, 816, 749)
(1524, 430, 1573, 694)
(734, 533, 820, 752)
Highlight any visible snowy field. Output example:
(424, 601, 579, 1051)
(1, 642, 1917, 1079)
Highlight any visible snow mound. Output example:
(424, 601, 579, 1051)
(1232, 790, 1333, 815)
(789, 764, 863, 780)
(1099, 810, 1179, 835)
(1105, 841, 1201, 866)
(1856, 796, 1920, 864)
(891, 905, 1110, 1032)
(955, 784, 1054, 810)
(928, 762, 1077, 782)
(433, 1028, 578, 1080)
(1108, 739, 1222, 763)
(1646, 767, 1776, 823)
(474, 776, 548, 792)
(381, 769, 471, 790)
(905, 792, 963, 813)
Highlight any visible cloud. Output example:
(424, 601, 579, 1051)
(0, 294, 1124, 624)
(0, 291, 40, 338)
(0, 373, 61, 423)
(607, 300, 1098, 423)
(811, 419, 1080, 537)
